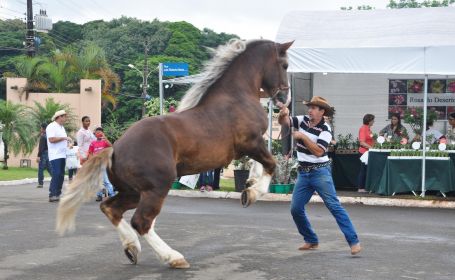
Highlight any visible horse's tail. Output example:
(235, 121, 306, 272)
(56, 147, 114, 236)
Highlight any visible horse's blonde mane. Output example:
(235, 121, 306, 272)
(177, 39, 262, 112)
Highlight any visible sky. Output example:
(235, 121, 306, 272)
(1, 0, 392, 39)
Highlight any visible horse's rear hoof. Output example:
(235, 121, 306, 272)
(124, 246, 139, 265)
(241, 188, 256, 208)
(169, 258, 190, 269)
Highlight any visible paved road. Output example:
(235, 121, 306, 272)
(0, 183, 454, 280)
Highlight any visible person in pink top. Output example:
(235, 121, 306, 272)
(88, 127, 115, 201)
(358, 114, 375, 193)
(76, 116, 96, 165)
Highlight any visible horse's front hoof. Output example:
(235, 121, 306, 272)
(245, 178, 257, 188)
(124, 245, 139, 265)
(241, 188, 257, 208)
(169, 258, 190, 269)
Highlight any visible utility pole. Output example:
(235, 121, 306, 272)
(141, 41, 150, 118)
(26, 0, 35, 57)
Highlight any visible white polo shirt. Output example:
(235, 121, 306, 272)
(46, 121, 68, 161)
(291, 115, 332, 163)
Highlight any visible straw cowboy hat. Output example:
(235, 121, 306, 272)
(52, 110, 67, 121)
(303, 96, 334, 116)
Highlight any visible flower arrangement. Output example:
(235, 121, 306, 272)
(407, 80, 423, 93)
(403, 107, 438, 135)
(429, 80, 445, 93)
(393, 94, 405, 105)
(447, 80, 455, 93)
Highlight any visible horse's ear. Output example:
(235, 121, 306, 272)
(278, 41, 294, 54)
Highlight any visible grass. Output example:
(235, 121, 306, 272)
(0, 167, 50, 181)
(220, 178, 235, 192)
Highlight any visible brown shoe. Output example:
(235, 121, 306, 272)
(351, 243, 362, 255)
(298, 243, 319, 250)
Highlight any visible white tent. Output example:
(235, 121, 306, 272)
(275, 7, 455, 196)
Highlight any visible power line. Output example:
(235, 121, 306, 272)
(0, 6, 25, 15)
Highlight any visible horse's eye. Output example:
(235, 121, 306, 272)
(283, 63, 288, 70)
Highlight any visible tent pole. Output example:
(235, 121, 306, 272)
(421, 74, 428, 197)
(268, 99, 273, 152)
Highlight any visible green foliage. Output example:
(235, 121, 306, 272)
(144, 97, 179, 117)
(233, 156, 250, 170)
(272, 154, 298, 184)
(387, 0, 455, 8)
(1, 17, 240, 127)
(390, 149, 449, 157)
(403, 107, 438, 135)
(0, 100, 36, 169)
(102, 110, 133, 143)
(31, 98, 77, 133)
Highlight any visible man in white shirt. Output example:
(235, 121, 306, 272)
(76, 116, 95, 165)
(46, 110, 71, 202)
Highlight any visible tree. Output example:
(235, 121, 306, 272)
(387, 0, 455, 8)
(0, 100, 36, 169)
(31, 98, 77, 133)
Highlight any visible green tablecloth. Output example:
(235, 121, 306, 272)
(365, 151, 390, 192)
(329, 152, 360, 190)
(376, 158, 455, 195)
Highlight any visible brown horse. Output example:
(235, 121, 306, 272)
(56, 39, 293, 269)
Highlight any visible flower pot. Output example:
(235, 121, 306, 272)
(234, 169, 250, 192)
(270, 183, 293, 194)
(171, 181, 181, 189)
(269, 184, 276, 193)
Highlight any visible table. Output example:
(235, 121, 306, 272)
(366, 150, 455, 195)
(329, 152, 360, 190)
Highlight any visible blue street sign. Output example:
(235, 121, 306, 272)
(162, 62, 189, 77)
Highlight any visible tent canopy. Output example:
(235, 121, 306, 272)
(275, 7, 455, 75)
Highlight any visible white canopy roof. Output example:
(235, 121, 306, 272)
(275, 7, 455, 75)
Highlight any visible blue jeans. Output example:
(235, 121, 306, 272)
(290, 166, 359, 246)
(49, 158, 65, 197)
(97, 170, 115, 197)
(38, 151, 52, 185)
(199, 170, 214, 186)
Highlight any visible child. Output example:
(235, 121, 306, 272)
(66, 139, 79, 182)
(87, 127, 116, 201)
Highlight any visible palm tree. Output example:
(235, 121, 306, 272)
(0, 100, 36, 169)
(4, 56, 48, 99)
(38, 58, 77, 93)
(31, 98, 77, 134)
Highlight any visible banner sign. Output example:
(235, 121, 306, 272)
(388, 79, 455, 120)
(162, 63, 189, 77)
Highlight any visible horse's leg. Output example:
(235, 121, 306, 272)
(241, 142, 276, 207)
(245, 159, 264, 188)
(131, 190, 190, 269)
(100, 191, 141, 264)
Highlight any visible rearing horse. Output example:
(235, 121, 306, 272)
(56, 39, 293, 269)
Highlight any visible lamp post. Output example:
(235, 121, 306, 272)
(128, 63, 153, 118)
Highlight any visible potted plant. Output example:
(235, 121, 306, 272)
(270, 154, 298, 194)
(233, 156, 250, 192)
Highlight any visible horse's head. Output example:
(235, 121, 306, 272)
(261, 41, 294, 108)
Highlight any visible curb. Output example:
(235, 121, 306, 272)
(0, 176, 67, 186)
(1, 179, 454, 209)
(168, 190, 455, 209)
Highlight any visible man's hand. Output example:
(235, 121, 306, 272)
(36, 157, 40, 163)
(278, 106, 290, 126)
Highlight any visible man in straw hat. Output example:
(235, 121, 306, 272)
(46, 110, 71, 202)
(278, 96, 361, 255)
